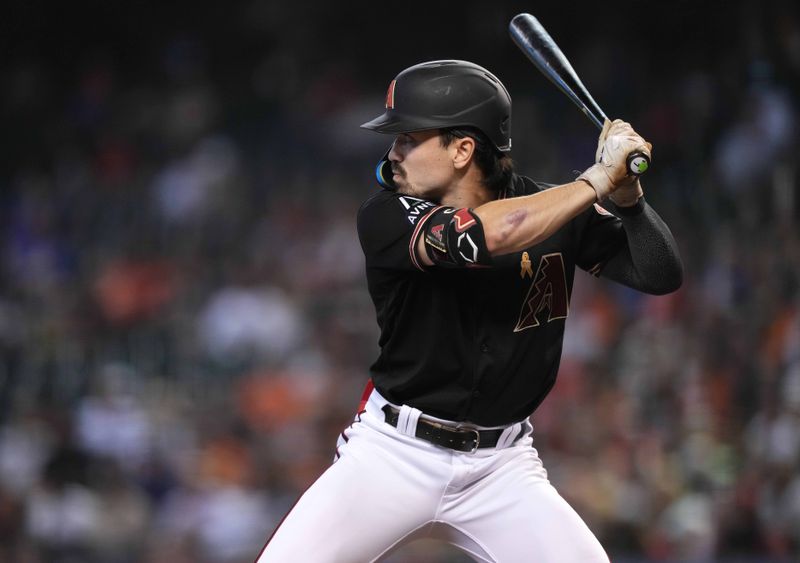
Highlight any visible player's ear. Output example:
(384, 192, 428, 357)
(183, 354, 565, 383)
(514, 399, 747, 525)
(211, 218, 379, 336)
(452, 136, 476, 170)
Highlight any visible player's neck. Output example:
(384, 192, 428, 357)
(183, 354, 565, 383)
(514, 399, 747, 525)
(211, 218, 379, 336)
(440, 171, 493, 208)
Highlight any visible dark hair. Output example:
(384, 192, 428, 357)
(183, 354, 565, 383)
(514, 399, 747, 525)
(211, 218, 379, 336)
(439, 127, 514, 195)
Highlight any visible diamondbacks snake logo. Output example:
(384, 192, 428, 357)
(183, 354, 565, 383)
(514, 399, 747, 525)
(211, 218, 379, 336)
(514, 252, 569, 332)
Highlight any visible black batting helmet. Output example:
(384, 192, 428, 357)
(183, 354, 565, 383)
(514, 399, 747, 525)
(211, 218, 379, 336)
(361, 60, 512, 153)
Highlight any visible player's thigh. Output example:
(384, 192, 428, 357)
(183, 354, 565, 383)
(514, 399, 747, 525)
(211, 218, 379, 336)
(446, 448, 609, 563)
(493, 480, 608, 562)
(257, 424, 444, 563)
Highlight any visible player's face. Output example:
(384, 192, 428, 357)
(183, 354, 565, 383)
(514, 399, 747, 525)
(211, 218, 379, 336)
(387, 130, 456, 199)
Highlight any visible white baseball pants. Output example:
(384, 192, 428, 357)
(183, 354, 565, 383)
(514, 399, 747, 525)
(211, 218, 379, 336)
(256, 388, 609, 562)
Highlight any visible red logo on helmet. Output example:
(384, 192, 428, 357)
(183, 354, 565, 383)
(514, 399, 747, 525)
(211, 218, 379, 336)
(385, 80, 396, 109)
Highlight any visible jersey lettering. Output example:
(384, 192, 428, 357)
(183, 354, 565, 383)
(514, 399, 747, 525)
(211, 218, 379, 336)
(514, 253, 569, 332)
(398, 196, 436, 225)
(397, 195, 422, 209)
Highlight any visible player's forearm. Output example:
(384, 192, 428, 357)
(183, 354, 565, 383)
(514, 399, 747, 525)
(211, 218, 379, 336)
(474, 180, 596, 256)
(601, 199, 683, 295)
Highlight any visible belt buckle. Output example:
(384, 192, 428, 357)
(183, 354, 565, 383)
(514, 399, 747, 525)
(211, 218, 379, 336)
(456, 424, 481, 454)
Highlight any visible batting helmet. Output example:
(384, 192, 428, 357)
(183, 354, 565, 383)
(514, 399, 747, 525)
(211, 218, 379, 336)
(361, 60, 512, 153)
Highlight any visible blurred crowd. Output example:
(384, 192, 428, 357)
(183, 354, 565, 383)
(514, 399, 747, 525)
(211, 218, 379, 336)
(1, 1, 800, 562)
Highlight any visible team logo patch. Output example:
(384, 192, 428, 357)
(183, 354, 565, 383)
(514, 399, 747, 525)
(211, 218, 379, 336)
(425, 219, 447, 254)
(514, 253, 569, 332)
(385, 80, 396, 109)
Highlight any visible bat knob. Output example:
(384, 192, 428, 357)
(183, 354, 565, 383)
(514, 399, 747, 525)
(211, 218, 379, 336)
(626, 152, 650, 176)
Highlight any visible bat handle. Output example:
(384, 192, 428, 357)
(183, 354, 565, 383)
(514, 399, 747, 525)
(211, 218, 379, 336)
(592, 113, 650, 176)
(626, 151, 650, 176)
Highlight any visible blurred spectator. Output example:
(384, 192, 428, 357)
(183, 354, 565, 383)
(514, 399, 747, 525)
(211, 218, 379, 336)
(196, 284, 305, 367)
(74, 364, 152, 472)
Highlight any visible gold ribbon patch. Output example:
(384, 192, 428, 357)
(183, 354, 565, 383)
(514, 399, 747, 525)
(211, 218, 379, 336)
(520, 252, 533, 279)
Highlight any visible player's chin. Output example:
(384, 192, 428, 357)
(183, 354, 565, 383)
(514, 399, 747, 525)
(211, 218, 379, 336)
(393, 177, 411, 191)
(396, 183, 423, 197)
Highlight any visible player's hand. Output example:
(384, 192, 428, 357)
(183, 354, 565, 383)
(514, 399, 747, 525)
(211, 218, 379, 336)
(603, 120, 645, 206)
(594, 118, 615, 163)
(579, 119, 651, 201)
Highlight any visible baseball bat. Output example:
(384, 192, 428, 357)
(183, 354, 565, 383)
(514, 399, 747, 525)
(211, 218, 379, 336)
(509, 13, 650, 176)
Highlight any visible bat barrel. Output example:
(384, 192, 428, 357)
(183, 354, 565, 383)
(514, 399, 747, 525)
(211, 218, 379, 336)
(509, 13, 650, 176)
(509, 13, 608, 130)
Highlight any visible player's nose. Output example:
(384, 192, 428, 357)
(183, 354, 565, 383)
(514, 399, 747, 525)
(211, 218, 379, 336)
(388, 138, 403, 162)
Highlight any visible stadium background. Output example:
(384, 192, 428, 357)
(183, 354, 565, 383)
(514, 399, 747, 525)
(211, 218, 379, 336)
(2, 0, 799, 561)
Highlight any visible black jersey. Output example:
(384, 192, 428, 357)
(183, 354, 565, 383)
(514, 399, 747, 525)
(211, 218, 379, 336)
(356, 175, 626, 427)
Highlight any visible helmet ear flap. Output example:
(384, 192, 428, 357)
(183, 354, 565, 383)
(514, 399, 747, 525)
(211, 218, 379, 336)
(375, 149, 396, 189)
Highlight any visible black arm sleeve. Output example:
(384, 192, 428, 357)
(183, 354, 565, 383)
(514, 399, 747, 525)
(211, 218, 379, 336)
(600, 198, 684, 295)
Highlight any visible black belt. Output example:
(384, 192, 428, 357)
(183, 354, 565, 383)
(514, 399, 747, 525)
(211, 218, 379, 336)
(381, 404, 518, 453)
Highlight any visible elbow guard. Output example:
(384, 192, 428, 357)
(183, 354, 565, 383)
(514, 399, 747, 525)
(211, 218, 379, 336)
(422, 208, 492, 268)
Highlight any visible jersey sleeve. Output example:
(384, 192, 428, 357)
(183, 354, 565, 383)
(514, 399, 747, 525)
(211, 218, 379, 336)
(357, 190, 442, 270)
(574, 203, 627, 276)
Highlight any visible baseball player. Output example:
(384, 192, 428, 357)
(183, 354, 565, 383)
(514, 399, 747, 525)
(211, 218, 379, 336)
(256, 60, 683, 562)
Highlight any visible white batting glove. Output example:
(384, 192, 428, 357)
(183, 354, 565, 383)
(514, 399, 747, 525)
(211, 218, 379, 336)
(605, 119, 646, 206)
(579, 119, 652, 202)
(594, 118, 615, 163)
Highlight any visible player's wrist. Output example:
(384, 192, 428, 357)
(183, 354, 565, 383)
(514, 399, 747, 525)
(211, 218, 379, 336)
(577, 164, 613, 201)
(574, 177, 598, 201)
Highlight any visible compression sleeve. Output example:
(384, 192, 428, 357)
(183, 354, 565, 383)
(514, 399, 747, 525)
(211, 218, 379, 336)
(600, 198, 684, 295)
